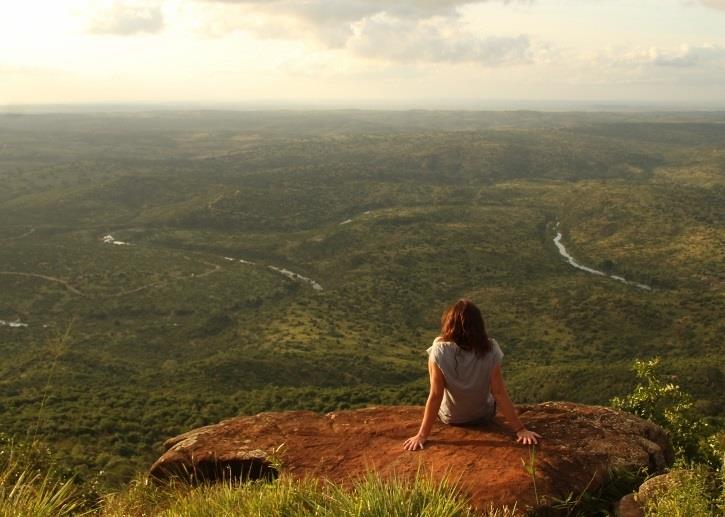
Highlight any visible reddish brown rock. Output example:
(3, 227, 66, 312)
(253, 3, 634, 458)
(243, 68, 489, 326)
(149, 402, 673, 511)
(614, 493, 644, 517)
(614, 472, 680, 517)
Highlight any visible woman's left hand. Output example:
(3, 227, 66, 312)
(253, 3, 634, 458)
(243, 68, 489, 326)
(516, 429, 541, 445)
(403, 434, 427, 451)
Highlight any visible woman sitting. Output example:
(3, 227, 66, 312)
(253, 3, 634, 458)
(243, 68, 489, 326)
(404, 299, 541, 450)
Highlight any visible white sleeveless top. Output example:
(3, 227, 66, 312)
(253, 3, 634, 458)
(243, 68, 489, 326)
(427, 337, 503, 424)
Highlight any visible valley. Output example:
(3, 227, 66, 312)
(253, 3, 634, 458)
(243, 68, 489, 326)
(0, 110, 722, 487)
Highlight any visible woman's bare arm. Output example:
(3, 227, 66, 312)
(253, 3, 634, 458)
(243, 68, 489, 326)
(403, 357, 445, 451)
(490, 364, 541, 444)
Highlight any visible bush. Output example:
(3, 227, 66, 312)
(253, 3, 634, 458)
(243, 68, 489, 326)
(611, 357, 708, 462)
(612, 359, 724, 516)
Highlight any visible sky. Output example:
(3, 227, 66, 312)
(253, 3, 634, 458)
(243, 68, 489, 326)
(1, 0, 725, 108)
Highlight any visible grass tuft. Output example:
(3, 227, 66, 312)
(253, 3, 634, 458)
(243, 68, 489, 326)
(643, 467, 723, 517)
(101, 471, 501, 517)
(0, 445, 86, 517)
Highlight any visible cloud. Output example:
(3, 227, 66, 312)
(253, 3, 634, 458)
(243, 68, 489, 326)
(652, 44, 725, 67)
(203, 0, 474, 24)
(699, 0, 725, 10)
(197, 0, 476, 46)
(590, 44, 725, 69)
(89, 1, 164, 35)
(349, 15, 531, 65)
(573, 43, 725, 89)
(197, 0, 534, 65)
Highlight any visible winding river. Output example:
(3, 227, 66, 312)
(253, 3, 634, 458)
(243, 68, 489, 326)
(268, 266, 323, 291)
(553, 222, 652, 291)
(0, 319, 28, 328)
(103, 235, 323, 291)
(225, 257, 323, 290)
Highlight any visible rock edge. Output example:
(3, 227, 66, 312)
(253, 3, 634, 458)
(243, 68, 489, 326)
(150, 402, 673, 511)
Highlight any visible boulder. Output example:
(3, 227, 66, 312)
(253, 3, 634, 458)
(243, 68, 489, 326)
(635, 472, 677, 506)
(614, 471, 679, 516)
(614, 493, 644, 517)
(149, 402, 673, 512)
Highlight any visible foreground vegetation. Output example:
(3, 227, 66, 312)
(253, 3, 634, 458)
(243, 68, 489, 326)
(0, 458, 720, 516)
(1, 454, 490, 517)
(104, 474, 486, 517)
(0, 110, 722, 490)
(642, 466, 724, 517)
(610, 359, 724, 517)
(1, 357, 722, 516)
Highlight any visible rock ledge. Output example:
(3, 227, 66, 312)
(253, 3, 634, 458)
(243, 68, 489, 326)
(150, 402, 673, 510)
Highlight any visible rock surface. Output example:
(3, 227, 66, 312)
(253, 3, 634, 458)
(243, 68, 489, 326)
(150, 402, 673, 511)
(614, 471, 679, 517)
(614, 493, 644, 517)
(635, 472, 677, 505)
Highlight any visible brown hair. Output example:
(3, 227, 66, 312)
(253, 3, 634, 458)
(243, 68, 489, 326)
(439, 299, 491, 355)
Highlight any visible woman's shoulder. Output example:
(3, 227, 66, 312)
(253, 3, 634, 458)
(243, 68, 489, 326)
(488, 337, 504, 362)
(431, 336, 458, 348)
(427, 337, 456, 356)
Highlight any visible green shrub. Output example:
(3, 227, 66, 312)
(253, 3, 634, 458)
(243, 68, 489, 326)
(611, 358, 708, 461)
(612, 359, 724, 516)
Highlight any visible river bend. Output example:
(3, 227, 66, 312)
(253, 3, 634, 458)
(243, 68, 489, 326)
(553, 222, 651, 291)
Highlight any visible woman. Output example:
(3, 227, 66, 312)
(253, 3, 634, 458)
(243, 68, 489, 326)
(403, 299, 540, 450)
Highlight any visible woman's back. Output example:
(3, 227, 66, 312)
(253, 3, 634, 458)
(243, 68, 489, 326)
(427, 337, 503, 424)
(404, 299, 540, 451)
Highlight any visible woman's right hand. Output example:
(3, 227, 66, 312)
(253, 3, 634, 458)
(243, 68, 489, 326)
(403, 434, 427, 451)
(516, 428, 541, 445)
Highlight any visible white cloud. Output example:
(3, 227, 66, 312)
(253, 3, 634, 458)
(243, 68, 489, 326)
(196, 0, 478, 46)
(699, 0, 725, 10)
(560, 43, 725, 94)
(89, 1, 164, 35)
(592, 44, 725, 69)
(201, 0, 475, 25)
(652, 44, 725, 67)
(349, 15, 531, 65)
(195, 0, 535, 65)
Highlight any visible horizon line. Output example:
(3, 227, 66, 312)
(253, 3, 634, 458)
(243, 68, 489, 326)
(4, 98, 725, 115)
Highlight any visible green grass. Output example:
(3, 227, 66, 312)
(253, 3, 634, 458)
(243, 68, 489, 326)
(0, 441, 87, 517)
(3, 456, 720, 517)
(0, 466, 83, 517)
(9, 468, 508, 517)
(152, 474, 474, 517)
(643, 467, 723, 517)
